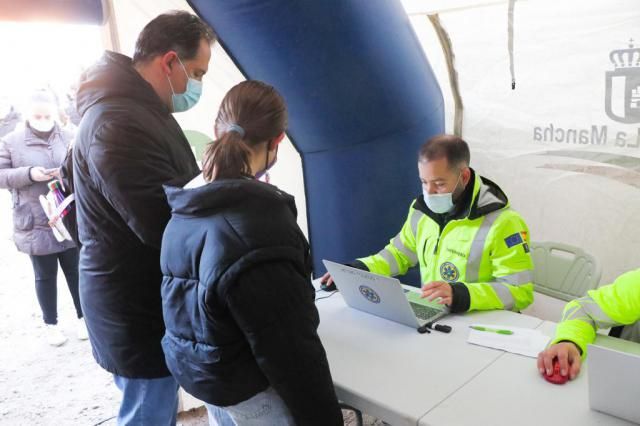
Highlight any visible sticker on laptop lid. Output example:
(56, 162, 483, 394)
(359, 285, 381, 304)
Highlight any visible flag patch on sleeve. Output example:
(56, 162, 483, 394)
(504, 233, 524, 248)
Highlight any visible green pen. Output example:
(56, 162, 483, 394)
(470, 325, 514, 335)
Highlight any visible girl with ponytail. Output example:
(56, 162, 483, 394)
(199, 80, 286, 183)
(160, 81, 343, 426)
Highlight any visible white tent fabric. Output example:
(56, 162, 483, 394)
(407, 0, 640, 283)
(108, 0, 640, 283)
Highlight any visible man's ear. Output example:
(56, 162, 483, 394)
(461, 166, 472, 186)
(160, 51, 179, 75)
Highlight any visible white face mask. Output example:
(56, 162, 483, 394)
(29, 118, 55, 133)
(423, 174, 462, 214)
(423, 190, 455, 214)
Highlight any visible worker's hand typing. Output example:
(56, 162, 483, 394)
(421, 281, 453, 305)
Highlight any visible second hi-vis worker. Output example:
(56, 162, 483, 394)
(322, 135, 534, 313)
(538, 269, 640, 380)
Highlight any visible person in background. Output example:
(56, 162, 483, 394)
(0, 89, 85, 346)
(63, 81, 82, 127)
(0, 97, 22, 138)
(160, 80, 343, 426)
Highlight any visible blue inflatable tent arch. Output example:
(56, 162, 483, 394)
(187, 0, 445, 281)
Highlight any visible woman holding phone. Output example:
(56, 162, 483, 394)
(0, 89, 85, 347)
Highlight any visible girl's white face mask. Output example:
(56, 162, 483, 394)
(29, 118, 55, 133)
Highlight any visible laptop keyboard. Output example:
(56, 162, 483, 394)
(409, 302, 442, 321)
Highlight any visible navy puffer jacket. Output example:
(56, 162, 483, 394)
(161, 178, 342, 425)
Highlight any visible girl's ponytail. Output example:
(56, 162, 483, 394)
(202, 129, 252, 181)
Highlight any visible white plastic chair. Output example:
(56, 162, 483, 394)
(523, 241, 601, 322)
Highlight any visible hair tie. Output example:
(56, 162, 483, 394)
(227, 123, 245, 137)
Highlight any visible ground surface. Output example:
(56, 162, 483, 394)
(0, 192, 382, 425)
(0, 191, 121, 426)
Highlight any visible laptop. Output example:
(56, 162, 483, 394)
(588, 343, 640, 423)
(322, 260, 448, 328)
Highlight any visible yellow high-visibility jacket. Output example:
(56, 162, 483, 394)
(551, 269, 640, 356)
(357, 171, 534, 313)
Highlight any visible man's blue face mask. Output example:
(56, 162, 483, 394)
(167, 56, 202, 113)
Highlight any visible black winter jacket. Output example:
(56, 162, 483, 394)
(161, 178, 343, 425)
(73, 51, 199, 378)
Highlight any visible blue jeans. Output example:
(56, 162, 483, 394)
(207, 404, 236, 426)
(113, 375, 179, 426)
(206, 387, 295, 426)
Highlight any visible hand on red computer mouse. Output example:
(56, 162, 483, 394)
(543, 359, 569, 384)
(537, 341, 582, 383)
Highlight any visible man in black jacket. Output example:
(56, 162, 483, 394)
(73, 12, 215, 425)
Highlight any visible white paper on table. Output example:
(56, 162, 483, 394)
(467, 323, 550, 358)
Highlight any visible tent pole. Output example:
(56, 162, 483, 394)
(428, 14, 463, 137)
(101, 0, 121, 53)
(508, 0, 516, 90)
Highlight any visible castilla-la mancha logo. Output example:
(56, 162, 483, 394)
(605, 39, 640, 124)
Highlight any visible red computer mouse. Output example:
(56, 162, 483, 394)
(544, 359, 569, 385)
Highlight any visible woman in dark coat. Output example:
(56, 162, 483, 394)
(0, 89, 84, 346)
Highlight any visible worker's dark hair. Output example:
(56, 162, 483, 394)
(202, 81, 287, 181)
(132, 11, 216, 64)
(419, 134, 470, 169)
